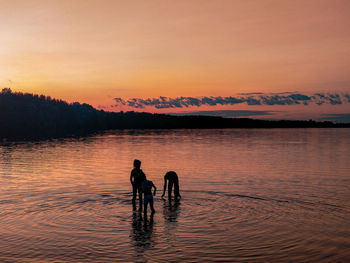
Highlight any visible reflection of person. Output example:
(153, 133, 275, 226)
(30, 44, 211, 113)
(162, 199, 181, 243)
(131, 211, 154, 255)
(163, 198, 181, 222)
(161, 171, 181, 200)
(130, 159, 146, 205)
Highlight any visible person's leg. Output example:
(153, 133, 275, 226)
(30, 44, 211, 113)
(149, 197, 155, 213)
(144, 196, 148, 214)
(174, 183, 180, 200)
(138, 186, 143, 206)
(168, 182, 173, 200)
(132, 184, 137, 201)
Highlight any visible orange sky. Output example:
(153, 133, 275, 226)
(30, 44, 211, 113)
(0, 0, 349, 119)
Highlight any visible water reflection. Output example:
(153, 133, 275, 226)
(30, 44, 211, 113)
(1, 145, 13, 166)
(130, 208, 154, 257)
(1, 129, 350, 262)
(161, 199, 181, 254)
(163, 199, 181, 223)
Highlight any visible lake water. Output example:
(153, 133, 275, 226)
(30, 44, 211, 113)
(1, 129, 350, 262)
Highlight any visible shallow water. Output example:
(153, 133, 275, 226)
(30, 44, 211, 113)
(1, 129, 350, 262)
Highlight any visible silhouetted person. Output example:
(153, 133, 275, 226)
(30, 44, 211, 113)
(161, 171, 181, 200)
(142, 176, 157, 215)
(130, 159, 146, 206)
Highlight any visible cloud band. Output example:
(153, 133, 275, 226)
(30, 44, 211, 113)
(114, 92, 350, 109)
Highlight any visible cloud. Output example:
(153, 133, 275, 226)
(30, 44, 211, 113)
(168, 110, 279, 118)
(114, 92, 350, 109)
(238, 92, 264, 95)
(320, 113, 350, 123)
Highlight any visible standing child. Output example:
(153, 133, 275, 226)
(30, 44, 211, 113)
(142, 176, 157, 214)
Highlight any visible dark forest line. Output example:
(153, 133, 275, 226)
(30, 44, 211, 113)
(1, 88, 349, 141)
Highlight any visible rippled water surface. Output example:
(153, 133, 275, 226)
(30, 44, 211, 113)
(1, 129, 350, 262)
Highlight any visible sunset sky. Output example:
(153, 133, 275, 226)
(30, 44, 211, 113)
(1, 0, 349, 121)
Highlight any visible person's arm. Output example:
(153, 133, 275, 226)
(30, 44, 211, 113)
(161, 177, 167, 197)
(130, 171, 134, 185)
(152, 183, 157, 196)
(140, 169, 146, 182)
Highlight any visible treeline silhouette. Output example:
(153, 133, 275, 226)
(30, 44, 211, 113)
(1, 88, 349, 141)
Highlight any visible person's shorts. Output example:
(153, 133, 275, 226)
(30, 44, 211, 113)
(144, 194, 153, 204)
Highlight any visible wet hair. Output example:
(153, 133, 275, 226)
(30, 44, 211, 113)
(133, 159, 141, 168)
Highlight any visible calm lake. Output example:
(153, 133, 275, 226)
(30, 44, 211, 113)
(1, 129, 350, 262)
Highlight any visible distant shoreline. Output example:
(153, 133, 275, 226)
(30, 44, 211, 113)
(1, 89, 349, 142)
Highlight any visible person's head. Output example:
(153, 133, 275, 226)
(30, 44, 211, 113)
(133, 159, 141, 168)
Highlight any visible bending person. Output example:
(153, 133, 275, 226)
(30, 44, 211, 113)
(161, 171, 181, 200)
